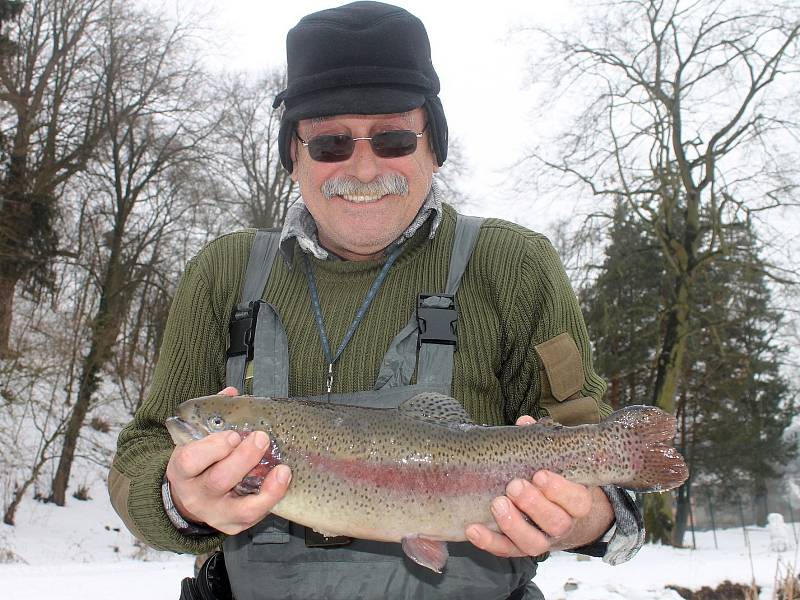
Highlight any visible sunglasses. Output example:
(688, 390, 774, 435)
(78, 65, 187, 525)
(296, 122, 429, 162)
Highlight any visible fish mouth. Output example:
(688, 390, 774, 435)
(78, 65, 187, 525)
(165, 416, 207, 446)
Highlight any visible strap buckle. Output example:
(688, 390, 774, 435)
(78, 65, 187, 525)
(227, 300, 263, 361)
(416, 294, 458, 348)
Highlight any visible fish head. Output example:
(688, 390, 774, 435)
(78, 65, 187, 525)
(167, 394, 262, 446)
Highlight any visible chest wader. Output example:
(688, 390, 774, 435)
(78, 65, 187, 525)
(222, 216, 544, 600)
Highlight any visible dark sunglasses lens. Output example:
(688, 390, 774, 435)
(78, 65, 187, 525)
(308, 135, 355, 162)
(371, 131, 418, 158)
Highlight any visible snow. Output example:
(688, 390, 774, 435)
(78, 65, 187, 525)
(1, 477, 797, 600)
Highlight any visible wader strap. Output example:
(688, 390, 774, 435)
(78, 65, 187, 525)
(252, 304, 289, 398)
(225, 229, 281, 392)
(375, 214, 484, 392)
(445, 214, 483, 295)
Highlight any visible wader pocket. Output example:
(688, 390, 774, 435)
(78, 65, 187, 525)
(534, 333, 600, 426)
(250, 515, 290, 545)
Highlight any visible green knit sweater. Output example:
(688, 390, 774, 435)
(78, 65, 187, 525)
(110, 204, 609, 554)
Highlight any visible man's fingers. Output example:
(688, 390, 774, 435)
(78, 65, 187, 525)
(249, 464, 292, 511)
(507, 478, 573, 538)
(466, 523, 522, 557)
(515, 415, 536, 426)
(215, 465, 293, 535)
(201, 431, 270, 494)
(490, 493, 553, 557)
(532, 471, 593, 519)
(168, 431, 241, 479)
(218, 386, 239, 396)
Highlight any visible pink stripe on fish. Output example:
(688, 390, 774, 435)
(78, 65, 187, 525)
(307, 452, 514, 496)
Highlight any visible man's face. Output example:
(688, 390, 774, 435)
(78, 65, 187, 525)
(291, 107, 438, 261)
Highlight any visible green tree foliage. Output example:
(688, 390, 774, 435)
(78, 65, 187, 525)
(528, 0, 800, 542)
(0, 0, 22, 168)
(581, 203, 796, 544)
(580, 199, 664, 409)
(0, 2, 22, 56)
(681, 221, 796, 529)
(0, 0, 107, 355)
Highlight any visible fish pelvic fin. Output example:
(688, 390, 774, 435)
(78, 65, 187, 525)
(605, 405, 689, 493)
(401, 535, 449, 573)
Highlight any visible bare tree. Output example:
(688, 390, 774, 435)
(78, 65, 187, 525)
(0, 260, 90, 524)
(434, 135, 470, 208)
(523, 0, 800, 542)
(0, 0, 107, 355)
(48, 0, 214, 505)
(210, 69, 297, 229)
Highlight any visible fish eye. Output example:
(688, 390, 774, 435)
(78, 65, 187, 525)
(207, 415, 226, 431)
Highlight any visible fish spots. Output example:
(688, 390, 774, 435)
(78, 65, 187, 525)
(174, 396, 687, 504)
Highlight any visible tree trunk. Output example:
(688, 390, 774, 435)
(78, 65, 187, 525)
(4, 427, 59, 524)
(4, 486, 26, 525)
(646, 178, 699, 543)
(643, 273, 691, 543)
(754, 481, 768, 527)
(671, 480, 690, 547)
(670, 385, 690, 547)
(0, 274, 17, 357)
(50, 335, 106, 505)
(5, 464, 43, 525)
(644, 492, 674, 544)
(50, 254, 126, 505)
(651, 274, 690, 415)
(609, 376, 620, 410)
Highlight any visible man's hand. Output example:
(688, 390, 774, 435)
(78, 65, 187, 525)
(165, 386, 292, 535)
(465, 415, 613, 558)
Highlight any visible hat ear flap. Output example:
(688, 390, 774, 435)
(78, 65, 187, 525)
(424, 97, 448, 166)
(279, 119, 294, 173)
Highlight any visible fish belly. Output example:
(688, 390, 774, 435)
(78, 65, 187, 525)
(269, 454, 507, 542)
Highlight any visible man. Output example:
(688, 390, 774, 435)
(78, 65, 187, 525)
(109, 2, 643, 599)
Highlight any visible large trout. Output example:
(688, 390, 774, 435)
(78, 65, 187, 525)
(166, 392, 687, 572)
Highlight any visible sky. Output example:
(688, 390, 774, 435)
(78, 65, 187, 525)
(175, 0, 581, 229)
(145, 0, 800, 257)
(154, 0, 800, 321)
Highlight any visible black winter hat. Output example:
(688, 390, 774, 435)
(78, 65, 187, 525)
(273, 1, 448, 172)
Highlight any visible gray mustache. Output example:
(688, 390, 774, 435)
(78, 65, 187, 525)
(321, 174, 409, 199)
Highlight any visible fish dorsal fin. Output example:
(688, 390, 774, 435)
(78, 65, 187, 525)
(398, 392, 476, 425)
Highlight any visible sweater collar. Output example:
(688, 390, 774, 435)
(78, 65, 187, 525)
(279, 178, 443, 263)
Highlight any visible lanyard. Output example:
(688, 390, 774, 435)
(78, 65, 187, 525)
(303, 245, 404, 394)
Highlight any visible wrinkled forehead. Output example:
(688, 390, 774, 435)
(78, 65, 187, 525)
(299, 109, 422, 134)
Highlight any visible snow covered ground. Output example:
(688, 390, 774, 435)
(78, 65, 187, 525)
(1, 477, 797, 600)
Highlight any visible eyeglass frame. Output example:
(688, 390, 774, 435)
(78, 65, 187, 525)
(294, 122, 430, 162)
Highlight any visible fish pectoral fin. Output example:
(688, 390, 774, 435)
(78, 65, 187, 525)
(401, 535, 449, 573)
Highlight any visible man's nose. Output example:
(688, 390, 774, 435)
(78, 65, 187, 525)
(347, 138, 380, 182)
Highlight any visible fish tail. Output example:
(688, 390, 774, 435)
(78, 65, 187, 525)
(604, 406, 689, 493)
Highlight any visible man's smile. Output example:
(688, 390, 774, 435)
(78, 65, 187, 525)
(338, 193, 387, 204)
